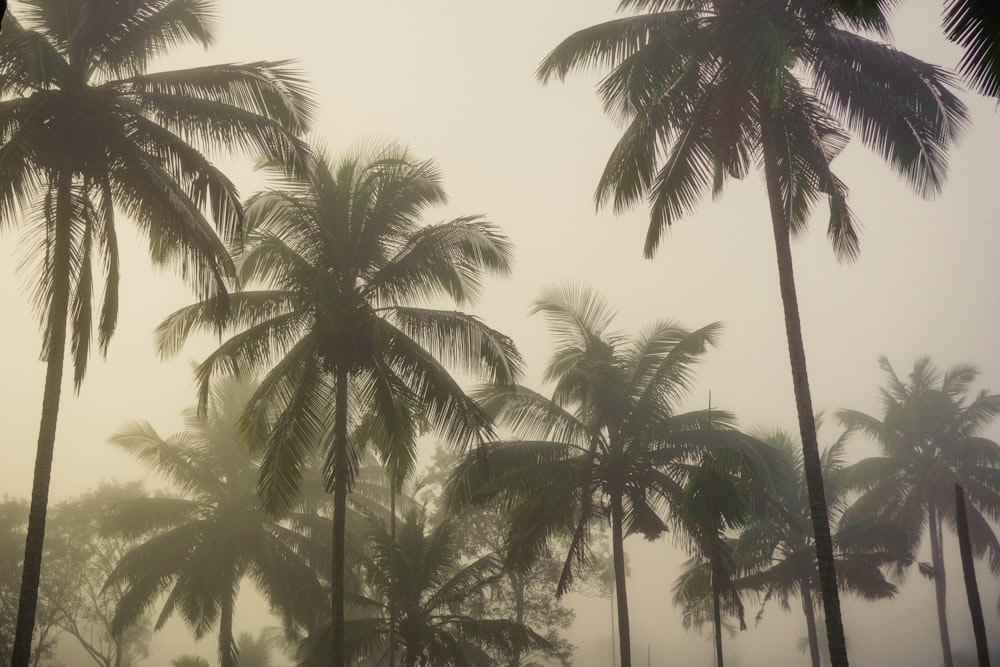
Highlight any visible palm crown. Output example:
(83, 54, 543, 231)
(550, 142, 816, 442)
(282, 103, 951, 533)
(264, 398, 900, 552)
(537, 0, 967, 259)
(156, 141, 523, 665)
(536, 6, 968, 664)
(735, 428, 905, 667)
(103, 379, 322, 667)
(447, 284, 767, 667)
(837, 356, 1000, 667)
(1, 0, 313, 383)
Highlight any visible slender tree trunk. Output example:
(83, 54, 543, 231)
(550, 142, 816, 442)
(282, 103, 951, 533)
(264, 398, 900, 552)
(712, 559, 723, 667)
(801, 580, 822, 667)
(332, 369, 350, 667)
(610, 493, 631, 667)
(219, 595, 237, 667)
(759, 103, 848, 667)
(389, 489, 397, 667)
(954, 485, 990, 667)
(928, 505, 954, 667)
(509, 570, 525, 667)
(12, 174, 74, 667)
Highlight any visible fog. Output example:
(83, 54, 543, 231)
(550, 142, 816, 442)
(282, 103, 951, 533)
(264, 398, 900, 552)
(2, 0, 999, 665)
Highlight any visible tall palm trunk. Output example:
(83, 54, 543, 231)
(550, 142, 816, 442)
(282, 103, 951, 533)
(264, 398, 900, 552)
(928, 504, 954, 667)
(711, 559, 723, 667)
(12, 174, 74, 667)
(219, 595, 236, 667)
(954, 485, 990, 667)
(509, 570, 525, 667)
(331, 369, 349, 667)
(389, 489, 397, 667)
(759, 103, 848, 667)
(801, 579, 822, 667)
(610, 492, 631, 667)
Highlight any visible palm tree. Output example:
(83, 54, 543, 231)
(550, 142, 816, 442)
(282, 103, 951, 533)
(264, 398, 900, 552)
(673, 450, 766, 667)
(826, 0, 1000, 97)
(837, 357, 1000, 667)
(155, 142, 522, 666)
(736, 428, 908, 667)
(447, 284, 767, 667)
(298, 509, 550, 667)
(104, 379, 322, 667)
(0, 3, 312, 663)
(536, 4, 967, 664)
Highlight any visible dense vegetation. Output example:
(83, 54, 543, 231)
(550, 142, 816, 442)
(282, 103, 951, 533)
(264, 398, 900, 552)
(1, 1, 998, 666)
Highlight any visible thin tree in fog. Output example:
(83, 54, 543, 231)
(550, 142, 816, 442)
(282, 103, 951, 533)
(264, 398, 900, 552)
(537, 2, 967, 664)
(155, 142, 522, 666)
(673, 448, 768, 667)
(104, 379, 322, 667)
(736, 428, 904, 667)
(448, 284, 766, 667)
(0, 2, 312, 664)
(838, 357, 1000, 667)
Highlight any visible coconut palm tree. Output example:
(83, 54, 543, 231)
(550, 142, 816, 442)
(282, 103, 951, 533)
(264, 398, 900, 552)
(297, 509, 550, 667)
(536, 4, 967, 664)
(104, 379, 323, 667)
(155, 142, 522, 666)
(736, 428, 908, 667)
(447, 284, 767, 667)
(837, 357, 1000, 667)
(0, 3, 313, 663)
(672, 449, 769, 667)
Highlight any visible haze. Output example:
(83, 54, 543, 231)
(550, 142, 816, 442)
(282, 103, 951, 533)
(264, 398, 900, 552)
(1, 1, 998, 666)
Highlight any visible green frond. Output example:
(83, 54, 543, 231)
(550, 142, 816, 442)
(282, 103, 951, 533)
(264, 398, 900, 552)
(81, 0, 217, 78)
(811, 28, 968, 199)
(251, 341, 332, 513)
(102, 496, 201, 538)
(367, 216, 514, 307)
(536, 11, 701, 84)
(108, 421, 223, 496)
(388, 307, 523, 386)
(532, 282, 618, 353)
(943, 0, 1000, 97)
(472, 383, 593, 446)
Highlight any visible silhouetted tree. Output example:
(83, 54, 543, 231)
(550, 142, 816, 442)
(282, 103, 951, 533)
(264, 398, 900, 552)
(537, 4, 967, 664)
(737, 428, 905, 667)
(448, 285, 766, 667)
(838, 357, 1000, 667)
(0, 3, 312, 663)
(104, 380, 321, 667)
(156, 142, 522, 666)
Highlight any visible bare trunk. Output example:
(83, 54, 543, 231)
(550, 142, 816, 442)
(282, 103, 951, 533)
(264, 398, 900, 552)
(759, 102, 848, 667)
(12, 174, 74, 667)
(801, 580, 822, 667)
(332, 369, 349, 666)
(954, 485, 989, 667)
(610, 493, 631, 667)
(928, 504, 954, 667)
(219, 596, 237, 667)
(389, 489, 397, 667)
(509, 570, 525, 667)
(712, 559, 723, 667)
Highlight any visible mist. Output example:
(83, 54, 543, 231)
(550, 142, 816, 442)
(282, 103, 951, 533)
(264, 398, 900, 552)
(1, 1, 999, 666)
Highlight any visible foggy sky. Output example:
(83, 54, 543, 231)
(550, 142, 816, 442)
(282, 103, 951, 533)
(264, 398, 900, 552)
(2, 1, 999, 665)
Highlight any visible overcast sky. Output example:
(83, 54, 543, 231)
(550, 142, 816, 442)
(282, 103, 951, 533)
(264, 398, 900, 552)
(2, 1, 999, 665)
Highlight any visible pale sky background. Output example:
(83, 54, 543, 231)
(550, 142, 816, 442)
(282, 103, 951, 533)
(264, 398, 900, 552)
(2, 1, 999, 665)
